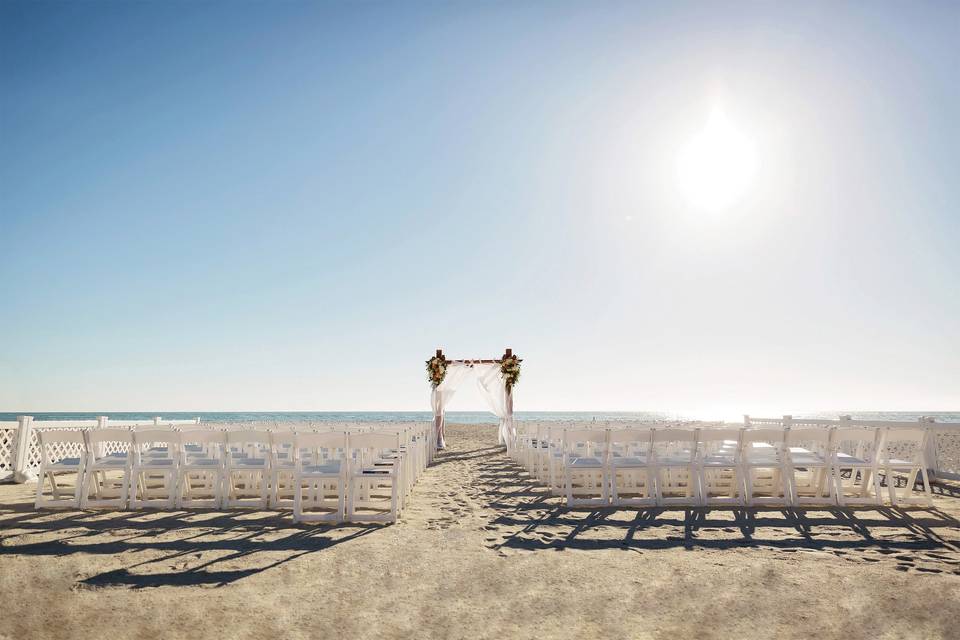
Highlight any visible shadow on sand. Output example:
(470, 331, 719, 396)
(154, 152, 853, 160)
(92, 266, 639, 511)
(2, 448, 958, 588)
(474, 457, 960, 575)
(0, 503, 384, 588)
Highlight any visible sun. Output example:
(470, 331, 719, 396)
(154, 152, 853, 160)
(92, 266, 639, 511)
(676, 107, 758, 212)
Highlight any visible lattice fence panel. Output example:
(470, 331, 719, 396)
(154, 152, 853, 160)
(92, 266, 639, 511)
(102, 439, 131, 456)
(0, 426, 16, 471)
(30, 429, 85, 469)
(27, 430, 42, 469)
(883, 438, 922, 463)
(934, 432, 960, 477)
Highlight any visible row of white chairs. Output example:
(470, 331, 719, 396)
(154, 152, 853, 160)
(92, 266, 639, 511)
(34, 423, 433, 523)
(511, 423, 934, 508)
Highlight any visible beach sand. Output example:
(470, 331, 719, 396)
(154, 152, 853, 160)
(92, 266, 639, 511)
(1, 423, 958, 640)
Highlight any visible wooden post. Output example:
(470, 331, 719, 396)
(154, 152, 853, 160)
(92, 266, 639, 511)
(505, 385, 515, 451)
(434, 348, 445, 451)
(502, 348, 516, 450)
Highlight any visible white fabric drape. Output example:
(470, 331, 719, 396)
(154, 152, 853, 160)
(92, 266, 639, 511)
(430, 363, 471, 449)
(474, 363, 512, 445)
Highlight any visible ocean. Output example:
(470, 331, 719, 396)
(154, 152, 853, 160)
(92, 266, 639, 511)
(2, 411, 958, 423)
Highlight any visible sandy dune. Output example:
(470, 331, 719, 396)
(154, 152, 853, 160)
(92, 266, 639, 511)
(1, 423, 959, 639)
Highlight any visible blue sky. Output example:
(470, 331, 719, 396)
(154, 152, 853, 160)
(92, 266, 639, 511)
(1, 1, 958, 414)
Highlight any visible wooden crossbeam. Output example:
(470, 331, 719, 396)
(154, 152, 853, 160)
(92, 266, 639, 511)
(434, 348, 521, 364)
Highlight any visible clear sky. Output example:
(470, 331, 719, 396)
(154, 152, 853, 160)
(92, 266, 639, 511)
(1, 1, 958, 415)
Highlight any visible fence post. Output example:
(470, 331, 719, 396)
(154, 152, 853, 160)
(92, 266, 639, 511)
(782, 415, 793, 431)
(96, 416, 108, 457)
(12, 415, 37, 484)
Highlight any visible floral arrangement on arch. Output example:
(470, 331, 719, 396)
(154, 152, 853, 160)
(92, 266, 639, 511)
(426, 355, 447, 388)
(500, 354, 521, 391)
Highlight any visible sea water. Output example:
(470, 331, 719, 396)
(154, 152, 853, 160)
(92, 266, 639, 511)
(1, 411, 958, 423)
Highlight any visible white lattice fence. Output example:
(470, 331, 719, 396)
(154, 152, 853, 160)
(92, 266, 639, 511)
(932, 431, 960, 478)
(747, 415, 960, 481)
(2, 417, 198, 483)
(0, 424, 16, 473)
(32, 428, 86, 466)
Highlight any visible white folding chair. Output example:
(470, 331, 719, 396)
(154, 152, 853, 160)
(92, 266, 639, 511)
(130, 429, 181, 509)
(519, 421, 533, 470)
(562, 429, 609, 507)
(544, 426, 566, 496)
(81, 428, 133, 509)
(697, 428, 743, 506)
(528, 423, 550, 481)
(784, 428, 834, 506)
(833, 427, 882, 506)
(379, 425, 413, 509)
(512, 422, 532, 463)
(224, 430, 272, 509)
(650, 428, 699, 506)
(608, 428, 655, 507)
(34, 429, 87, 509)
(293, 431, 348, 523)
(178, 430, 226, 508)
(740, 428, 788, 506)
(269, 430, 297, 508)
(877, 427, 933, 507)
(413, 422, 430, 475)
(347, 431, 402, 524)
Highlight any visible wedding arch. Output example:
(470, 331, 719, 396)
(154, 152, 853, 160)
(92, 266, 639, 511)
(426, 348, 521, 450)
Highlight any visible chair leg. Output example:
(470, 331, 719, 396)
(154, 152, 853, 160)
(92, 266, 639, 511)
(346, 476, 356, 522)
(833, 467, 845, 507)
(870, 468, 882, 505)
(742, 468, 752, 507)
(260, 472, 269, 509)
(121, 471, 129, 509)
(216, 472, 225, 509)
(787, 465, 798, 507)
(919, 465, 934, 507)
(80, 470, 92, 509)
(814, 468, 827, 501)
(653, 467, 663, 507)
(391, 478, 398, 523)
(49, 472, 60, 500)
(688, 468, 699, 505)
(293, 474, 302, 522)
(885, 466, 896, 505)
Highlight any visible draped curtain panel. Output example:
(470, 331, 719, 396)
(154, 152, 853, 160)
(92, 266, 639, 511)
(474, 364, 512, 445)
(430, 363, 471, 449)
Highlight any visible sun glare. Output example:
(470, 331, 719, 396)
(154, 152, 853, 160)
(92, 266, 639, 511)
(676, 107, 758, 212)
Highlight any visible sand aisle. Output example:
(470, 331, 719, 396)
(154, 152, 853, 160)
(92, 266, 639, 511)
(1, 423, 959, 639)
